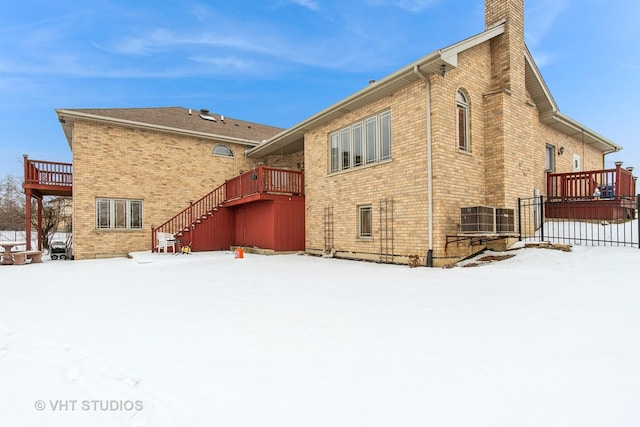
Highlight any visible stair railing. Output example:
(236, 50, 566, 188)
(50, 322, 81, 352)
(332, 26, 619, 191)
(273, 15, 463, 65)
(151, 183, 226, 251)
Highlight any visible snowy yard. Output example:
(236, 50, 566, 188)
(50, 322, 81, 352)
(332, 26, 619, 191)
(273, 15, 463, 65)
(1, 246, 639, 426)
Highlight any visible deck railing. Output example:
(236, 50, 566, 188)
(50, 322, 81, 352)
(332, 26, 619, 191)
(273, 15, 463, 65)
(225, 166, 304, 200)
(23, 155, 73, 188)
(547, 163, 636, 201)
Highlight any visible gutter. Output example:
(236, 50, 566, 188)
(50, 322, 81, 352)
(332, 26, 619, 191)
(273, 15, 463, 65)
(56, 109, 264, 148)
(552, 111, 621, 154)
(413, 66, 434, 267)
(247, 51, 442, 158)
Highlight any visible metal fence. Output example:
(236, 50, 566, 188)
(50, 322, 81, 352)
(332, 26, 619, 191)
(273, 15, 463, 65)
(518, 196, 640, 248)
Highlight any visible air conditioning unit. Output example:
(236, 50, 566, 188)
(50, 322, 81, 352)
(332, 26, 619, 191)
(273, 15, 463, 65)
(460, 206, 515, 234)
(496, 208, 515, 233)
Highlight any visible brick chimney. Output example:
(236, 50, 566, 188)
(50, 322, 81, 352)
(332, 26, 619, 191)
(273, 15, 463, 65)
(483, 0, 529, 209)
(486, 0, 524, 31)
(485, 0, 525, 95)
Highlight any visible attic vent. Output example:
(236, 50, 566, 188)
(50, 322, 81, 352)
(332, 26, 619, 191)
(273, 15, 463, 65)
(460, 206, 515, 234)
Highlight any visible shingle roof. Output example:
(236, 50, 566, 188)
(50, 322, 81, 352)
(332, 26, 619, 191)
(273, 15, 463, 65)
(56, 107, 284, 146)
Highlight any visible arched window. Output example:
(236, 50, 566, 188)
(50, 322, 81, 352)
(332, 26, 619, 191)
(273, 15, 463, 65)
(456, 90, 470, 152)
(212, 145, 234, 157)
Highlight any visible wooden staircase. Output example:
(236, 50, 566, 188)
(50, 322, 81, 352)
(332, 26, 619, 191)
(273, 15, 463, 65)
(151, 183, 227, 252)
(151, 166, 305, 253)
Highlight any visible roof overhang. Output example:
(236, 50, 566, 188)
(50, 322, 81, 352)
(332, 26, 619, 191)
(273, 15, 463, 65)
(524, 48, 621, 154)
(248, 22, 506, 158)
(56, 109, 263, 151)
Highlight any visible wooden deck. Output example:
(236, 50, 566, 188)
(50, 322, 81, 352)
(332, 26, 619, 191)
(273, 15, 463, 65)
(23, 155, 73, 197)
(23, 155, 73, 251)
(225, 167, 304, 201)
(546, 163, 637, 220)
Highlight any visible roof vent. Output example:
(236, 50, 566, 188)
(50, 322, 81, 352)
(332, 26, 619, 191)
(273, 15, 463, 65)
(200, 108, 209, 114)
(200, 114, 217, 122)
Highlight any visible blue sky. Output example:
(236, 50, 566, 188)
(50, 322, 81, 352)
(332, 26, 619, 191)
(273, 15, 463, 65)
(1, 0, 638, 178)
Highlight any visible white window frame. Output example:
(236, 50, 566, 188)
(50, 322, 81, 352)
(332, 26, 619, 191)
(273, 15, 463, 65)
(545, 144, 555, 172)
(212, 144, 234, 157)
(96, 198, 143, 230)
(340, 128, 351, 170)
(330, 132, 339, 173)
(573, 153, 581, 172)
(365, 116, 377, 165)
(329, 110, 391, 173)
(456, 90, 470, 152)
(358, 205, 373, 239)
(379, 111, 391, 160)
(353, 122, 363, 167)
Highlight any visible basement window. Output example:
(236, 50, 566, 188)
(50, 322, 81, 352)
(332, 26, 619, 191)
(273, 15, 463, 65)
(212, 145, 234, 157)
(358, 205, 373, 239)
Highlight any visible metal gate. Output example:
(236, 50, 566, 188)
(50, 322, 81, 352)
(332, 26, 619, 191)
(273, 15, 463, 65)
(518, 195, 640, 248)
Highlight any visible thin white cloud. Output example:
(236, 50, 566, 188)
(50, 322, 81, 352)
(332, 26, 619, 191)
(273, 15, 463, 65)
(287, 0, 320, 11)
(97, 28, 178, 56)
(1, 1, 439, 81)
(187, 55, 261, 73)
(364, 0, 440, 13)
(525, 0, 568, 47)
(528, 50, 552, 69)
(523, 0, 569, 69)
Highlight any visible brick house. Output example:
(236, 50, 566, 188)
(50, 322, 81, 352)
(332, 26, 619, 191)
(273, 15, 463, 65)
(247, 0, 622, 266)
(38, 0, 625, 264)
(53, 107, 302, 259)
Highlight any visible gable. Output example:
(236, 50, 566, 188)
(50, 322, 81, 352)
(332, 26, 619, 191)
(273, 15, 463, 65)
(248, 23, 507, 158)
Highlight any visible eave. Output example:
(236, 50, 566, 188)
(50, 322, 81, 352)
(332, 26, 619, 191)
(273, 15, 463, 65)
(56, 109, 264, 151)
(248, 22, 506, 158)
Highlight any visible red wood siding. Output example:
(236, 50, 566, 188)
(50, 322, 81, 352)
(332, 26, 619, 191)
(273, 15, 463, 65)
(189, 207, 235, 252)
(272, 197, 305, 251)
(233, 196, 305, 251)
(235, 201, 275, 249)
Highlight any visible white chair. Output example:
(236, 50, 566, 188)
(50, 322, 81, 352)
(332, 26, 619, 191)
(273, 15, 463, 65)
(156, 232, 176, 253)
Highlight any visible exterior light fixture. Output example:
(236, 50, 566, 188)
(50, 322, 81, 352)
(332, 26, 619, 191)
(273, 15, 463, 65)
(558, 146, 565, 155)
(440, 64, 446, 77)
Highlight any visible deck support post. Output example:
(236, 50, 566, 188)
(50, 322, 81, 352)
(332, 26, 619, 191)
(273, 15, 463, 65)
(37, 196, 43, 251)
(25, 189, 32, 251)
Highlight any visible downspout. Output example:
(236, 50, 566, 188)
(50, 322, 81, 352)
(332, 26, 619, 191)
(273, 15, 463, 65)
(413, 66, 434, 267)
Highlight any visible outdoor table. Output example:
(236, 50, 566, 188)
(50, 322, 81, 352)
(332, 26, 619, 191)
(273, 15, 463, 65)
(1, 241, 27, 265)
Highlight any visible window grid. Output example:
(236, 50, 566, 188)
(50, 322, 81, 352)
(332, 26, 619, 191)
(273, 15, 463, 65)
(358, 205, 373, 239)
(329, 111, 391, 173)
(212, 145, 234, 157)
(96, 198, 144, 230)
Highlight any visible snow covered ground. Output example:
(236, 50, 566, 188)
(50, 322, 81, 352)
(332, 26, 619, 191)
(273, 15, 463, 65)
(1, 246, 639, 426)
